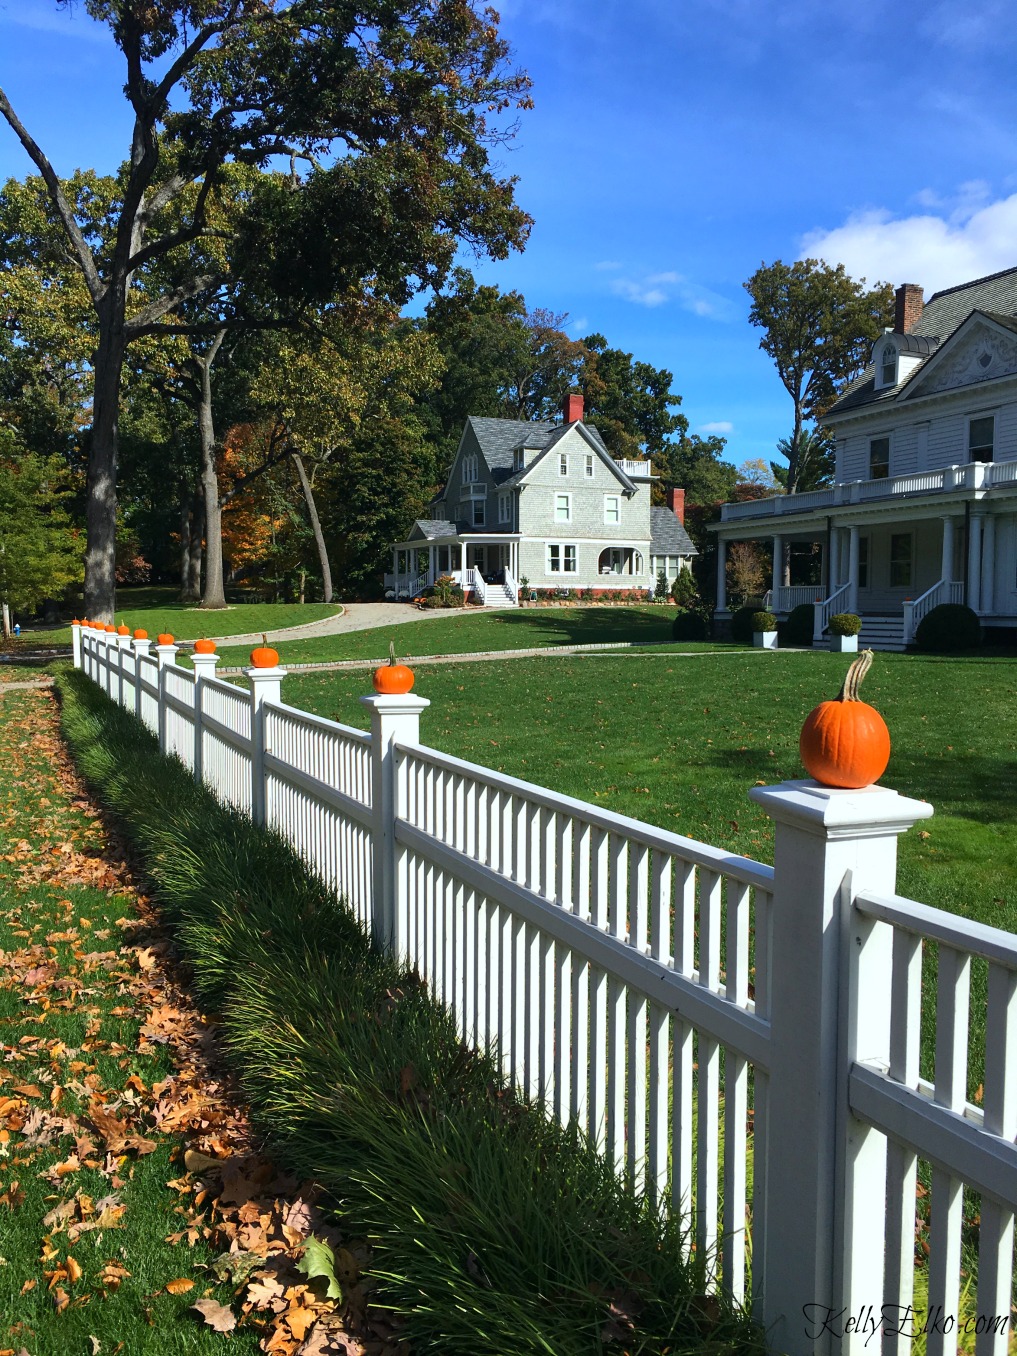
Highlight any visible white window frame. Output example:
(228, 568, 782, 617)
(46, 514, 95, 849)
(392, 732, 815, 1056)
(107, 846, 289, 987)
(968, 412, 995, 461)
(545, 542, 577, 574)
(604, 494, 621, 524)
(585, 453, 595, 478)
(880, 344, 897, 388)
(554, 492, 572, 523)
(498, 493, 510, 524)
(473, 498, 486, 527)
(869, 435, 890, 480)
(559, 453, 569, 477)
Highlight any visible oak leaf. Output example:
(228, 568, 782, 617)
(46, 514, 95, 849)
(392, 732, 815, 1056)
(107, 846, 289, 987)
(192, 1297, 237, 1332)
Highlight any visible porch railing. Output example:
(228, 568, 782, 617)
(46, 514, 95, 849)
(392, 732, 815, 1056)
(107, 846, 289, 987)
(503, 566, 519, 604)
(767, 584, 822, 613)
(464, 568, 487, 604)
(903, 579, 965, 643)
(76, 622, 1017, 1356)
(814, 582, 851, 641)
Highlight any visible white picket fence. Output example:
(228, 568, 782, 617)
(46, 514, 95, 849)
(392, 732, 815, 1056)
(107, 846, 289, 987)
(75, 625, 1016, 1356)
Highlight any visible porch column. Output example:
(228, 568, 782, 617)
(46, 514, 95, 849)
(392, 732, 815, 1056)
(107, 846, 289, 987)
(940, 515, 956, 581)
(771, 534, 782, 599)
(716, 538, 728, 612)
(967, 514, 984, 612)
(828, 530, 840, 592)
(847, 526, 860, 614)
(980, 515, 996, 614)
(460, 541, 466, 579)
(428, 544, 436, 585)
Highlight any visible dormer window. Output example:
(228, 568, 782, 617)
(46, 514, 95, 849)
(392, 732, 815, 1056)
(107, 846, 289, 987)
(513, 448, 525, 471)
(880, 344, 897, 387)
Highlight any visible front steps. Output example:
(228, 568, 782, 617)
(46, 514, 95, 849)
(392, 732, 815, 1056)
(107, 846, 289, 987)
(478, 583, 517, 608)
(827, 616, 906, 652)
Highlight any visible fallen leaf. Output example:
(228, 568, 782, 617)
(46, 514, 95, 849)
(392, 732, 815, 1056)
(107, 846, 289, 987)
(192, 1297, 237, 1332)
(297, 1237, 343, 1302)
(165, 1278, 195, 1295)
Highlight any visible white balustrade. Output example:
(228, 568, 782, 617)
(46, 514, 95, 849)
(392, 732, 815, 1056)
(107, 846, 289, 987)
(72, 628, 1017, 1354)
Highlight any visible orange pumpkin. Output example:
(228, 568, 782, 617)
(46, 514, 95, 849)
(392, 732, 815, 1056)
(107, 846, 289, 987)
(117, 624, 130, 636)
(72, 618, 81, 626)
(104, 624, 116, 633)
(134, 629, 148, 640)
(250, 634, 280, 668)
(799, 649, 890, 789)
(373, 641, 414, 694)
(157, 633, 175, 645)
(193, 638, 216, 654)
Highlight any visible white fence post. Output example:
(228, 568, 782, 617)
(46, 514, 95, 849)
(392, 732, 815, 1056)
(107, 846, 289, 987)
(132, 634, 151, 722)
(71, 620, 82, 669)
(115, 629, 132, 707)
(248, 663, 287, 826)
(748, 778, 933, 1356)
(155, 641, 179, 754)
(359, 691, 430, 955)
(191, 649, 219, 786)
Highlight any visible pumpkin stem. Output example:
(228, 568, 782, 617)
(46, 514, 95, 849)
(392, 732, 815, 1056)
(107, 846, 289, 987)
(262, 633, 267, 646)
(389, 640, 396, 665)
(838, 648, 874, 702)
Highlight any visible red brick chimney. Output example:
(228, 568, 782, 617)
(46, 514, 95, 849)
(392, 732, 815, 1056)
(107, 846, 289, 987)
(563, 391, 584, 423)
(667, 486, 685, 524)
(894, 283, 924, 334)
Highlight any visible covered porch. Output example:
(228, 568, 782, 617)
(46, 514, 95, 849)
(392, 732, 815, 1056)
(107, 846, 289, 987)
(714, 509, 995, 647)
(385, 532, 523, 605)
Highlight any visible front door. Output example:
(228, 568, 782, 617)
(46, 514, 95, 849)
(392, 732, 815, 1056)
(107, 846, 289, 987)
(468, 545, 486, 572)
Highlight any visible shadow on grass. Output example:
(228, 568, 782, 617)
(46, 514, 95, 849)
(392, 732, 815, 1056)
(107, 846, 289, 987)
(487, 605, 675, 645)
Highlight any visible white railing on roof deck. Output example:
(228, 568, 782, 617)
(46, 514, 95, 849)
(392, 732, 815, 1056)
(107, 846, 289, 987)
(73, 623, 1017, 1356)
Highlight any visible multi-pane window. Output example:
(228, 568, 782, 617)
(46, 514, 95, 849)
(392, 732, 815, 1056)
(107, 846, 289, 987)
(869, 437, 890, 479)
(604, 495, 620, 524)
(462, 453, 478, 482)
(585, 454, 595, 478)
(857, 536, 869, 590)
(554, 492, 571, 522)
(969, 415, 995, 461)
(498, 494, 510, 524)
(559, 453, 569, 477)
(546, 544, 577, 573)
(880, 345, 897, 387)
(473, 499, 485, 527)
(889, 533, 912, 588)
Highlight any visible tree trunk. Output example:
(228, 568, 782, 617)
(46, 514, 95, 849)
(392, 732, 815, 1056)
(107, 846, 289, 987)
(197, 332, 228, 610)
(1, 600, 11, 641)
(84, 312, 127, 622)
(299, 569, 306, 604)
(291, 452, 333, 603)
(187, 495, 203, 600)
(179, 487, 201, 601)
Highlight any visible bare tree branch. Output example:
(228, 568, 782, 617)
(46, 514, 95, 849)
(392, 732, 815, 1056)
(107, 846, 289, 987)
(0, 85, 104, 304)
(127, 274, 223, 331)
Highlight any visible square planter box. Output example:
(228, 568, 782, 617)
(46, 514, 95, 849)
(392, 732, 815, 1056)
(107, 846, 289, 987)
(753, 630, 778, 649)
(829, 633, 859, 652)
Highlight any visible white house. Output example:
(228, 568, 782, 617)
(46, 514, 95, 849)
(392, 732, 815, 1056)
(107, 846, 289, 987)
(712, 267, 1017, 647)
(385, 395, 696, 604)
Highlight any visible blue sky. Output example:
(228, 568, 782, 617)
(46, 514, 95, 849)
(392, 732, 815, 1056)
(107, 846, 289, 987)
(2, 0, 1017, 465)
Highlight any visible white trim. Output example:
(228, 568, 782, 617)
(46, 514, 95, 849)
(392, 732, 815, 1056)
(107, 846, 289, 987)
(967, 409, 996, 460)
(559, 452, 569, 477)
(554, 491, 572, 523)
(545, 541, 578, 574)
(604, 493, 621, 524)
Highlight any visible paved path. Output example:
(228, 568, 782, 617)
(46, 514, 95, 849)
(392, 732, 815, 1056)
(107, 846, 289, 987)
(0, 678, 54, 690)
(208, 601, 472, 648)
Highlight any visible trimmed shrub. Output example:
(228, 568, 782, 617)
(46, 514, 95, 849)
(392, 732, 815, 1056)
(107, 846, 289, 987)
(670, 568, 699, 610)
(730, 597, 765, 644)
(828, 612, 862, 637)
(672, 609, 708, 642)
(419, 574, 465, 609)
(781, 602, 816, 647)
(751, 611, 776, 633)
(915, 602, 982, 652)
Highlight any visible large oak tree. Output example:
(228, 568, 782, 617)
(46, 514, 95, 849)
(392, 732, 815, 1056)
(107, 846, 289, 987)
(0, 0, 531, 620)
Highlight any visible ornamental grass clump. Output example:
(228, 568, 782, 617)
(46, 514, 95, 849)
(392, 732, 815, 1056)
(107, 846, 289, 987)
(56, 671, 764, 1356)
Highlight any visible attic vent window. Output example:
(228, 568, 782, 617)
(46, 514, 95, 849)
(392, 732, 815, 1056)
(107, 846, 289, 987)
(880, 345, 897, 386)
(978, 352, 992, 370)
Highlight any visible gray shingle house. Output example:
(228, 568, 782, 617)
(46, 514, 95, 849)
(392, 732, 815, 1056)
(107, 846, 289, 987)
(386, 395, 696, 604)
(712, 267, 1017, 647)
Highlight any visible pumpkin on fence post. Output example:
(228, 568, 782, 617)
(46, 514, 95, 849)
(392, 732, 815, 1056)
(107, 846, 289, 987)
(799, 649, 891, 789)
(157, 633, 175, 646)
(194, 638, 216, 654)
(373, 642, 415, 694)
(250, 634, 280, 668)
(134, 629, 148, 640)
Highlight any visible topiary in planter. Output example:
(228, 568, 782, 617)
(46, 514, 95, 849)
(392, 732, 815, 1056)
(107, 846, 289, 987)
(782, 602, 816, 647)
(915, 603, 981, 652)
(752, 611, 777, 633)
(828, 612, 862, 637)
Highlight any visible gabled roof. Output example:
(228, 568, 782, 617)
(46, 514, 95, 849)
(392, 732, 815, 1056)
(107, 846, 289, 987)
(499, 421, 634, 492)
(650, 507, 697, 557)
(466, 416, 557, 475)
(407, 518, 464, 541)
(827, 266, 1017, 417)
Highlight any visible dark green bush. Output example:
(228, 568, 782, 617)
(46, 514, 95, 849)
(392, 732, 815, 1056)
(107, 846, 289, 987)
(730, 598, 765, 644)
(781, 602, 816, 646)
(828, 612, 861, 637)
(672, 609, 708, 642)
(751, 611, 776, 633)
(915, 603, 981, 652)
(420, 574, 466, 609)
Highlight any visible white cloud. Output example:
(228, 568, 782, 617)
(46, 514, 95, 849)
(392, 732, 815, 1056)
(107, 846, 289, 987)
(568, 315, 589, 334)
(698, 421, 734, 435)
(607, 270, 736, 319)
(799, 189, 1017, 294)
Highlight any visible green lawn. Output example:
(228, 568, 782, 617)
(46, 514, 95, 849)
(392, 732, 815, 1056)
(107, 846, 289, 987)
(213, 603, 733, 667)
(14, 586, 340, 647)
(283, 646, 1017, 1091)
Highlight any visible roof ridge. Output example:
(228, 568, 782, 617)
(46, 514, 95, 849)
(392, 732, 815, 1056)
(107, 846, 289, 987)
(926, 265, 1017, 304)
